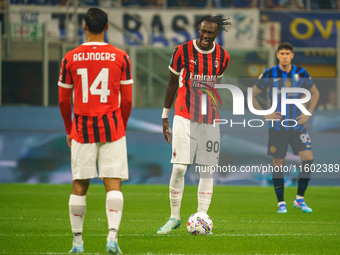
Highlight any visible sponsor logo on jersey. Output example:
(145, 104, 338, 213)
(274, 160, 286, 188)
(285, 79, 292, 87)
(190, 59, 198, 65)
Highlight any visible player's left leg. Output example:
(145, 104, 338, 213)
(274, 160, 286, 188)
(104, 178, 123, 254)
(195, 122, 219, 214)
(197, 165, 213, 213)
(69, 179, 90, 253)
(294, 150, 313, 213)
(69, 140, 100, 252)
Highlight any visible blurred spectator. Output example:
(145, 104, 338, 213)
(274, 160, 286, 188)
(122, 0, 142, 7)
(35, 0, 59, 4)
(10, 0, 35, 3)
(265, 0, 306, 8)
(0, 0, 3, 36)
(80, 0, 98, 6)
(309, 0, 340, 9)
(10, 0, 64, 4)
(122, 0, 163, 7)
(193, 0, 207, 7)
(170, 0, 190, 7)
(213, 0, 234, 7)
(264, 0, 289, 8)
(58, 0, 68, 5)
(168, 0, 208, 7)
(235, 0, 259, 7)
(141, 0, 163, 7)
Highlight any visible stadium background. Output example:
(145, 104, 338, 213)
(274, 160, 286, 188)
(0, 0, 339, 186)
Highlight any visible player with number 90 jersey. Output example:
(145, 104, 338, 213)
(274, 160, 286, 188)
(58, 42, 133, 144)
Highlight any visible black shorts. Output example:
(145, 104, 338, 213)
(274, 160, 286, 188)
(267, 129, 312, 158)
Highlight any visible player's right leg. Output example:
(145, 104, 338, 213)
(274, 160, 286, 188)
(267, 130, 289, 214)
(272, 158, 287, 213)
(157, 163, 187, 234)
(69, 140, 97, 253)
(98, 137, 129, 254)
(197, 165, 214, 213)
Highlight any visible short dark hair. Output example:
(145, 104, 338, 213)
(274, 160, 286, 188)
(277, 42, 293, 52)
(84, 8, 108, 34)
(198, 15, 231, 33)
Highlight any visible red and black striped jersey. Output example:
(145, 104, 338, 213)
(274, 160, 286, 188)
(169, 40, 230, 124)
(58, 42, 133, 144)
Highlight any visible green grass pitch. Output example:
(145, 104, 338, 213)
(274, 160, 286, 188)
(0, 184, 339, 254)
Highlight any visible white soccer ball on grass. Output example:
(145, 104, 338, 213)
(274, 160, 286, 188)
(186, 212, 213, 235)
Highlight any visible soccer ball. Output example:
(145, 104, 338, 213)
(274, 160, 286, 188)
(186, 212, 213, 235)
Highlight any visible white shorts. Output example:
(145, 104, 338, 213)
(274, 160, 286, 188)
(71, 136, 128, 181)
(171, 115, 220, 166)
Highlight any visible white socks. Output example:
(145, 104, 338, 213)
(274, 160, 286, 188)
(69, 194, 86, 244)
(278, 201, 286, 206)
(197, 165, 213, 213)
(169, 164, 214, 219)
(106, 190, 124, 241)
(169, 164, 187, 220)
(69, 191, 123, 244)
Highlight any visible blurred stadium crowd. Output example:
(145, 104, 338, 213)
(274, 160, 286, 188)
(5, 0, 340, 9)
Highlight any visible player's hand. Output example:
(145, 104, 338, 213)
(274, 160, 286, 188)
(296, 114, 310, 125)
(162, 118, 172, 144)
(66, 135, 72, 148)
(263, 111, 282, 121)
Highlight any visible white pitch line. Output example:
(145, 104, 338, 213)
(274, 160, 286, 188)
(219, 220, 339, 225)
(0, 233, 339, 237)
(0, 217, 338, 225)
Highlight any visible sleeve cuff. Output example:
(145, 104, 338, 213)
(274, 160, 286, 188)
(168, 65, 180, 76)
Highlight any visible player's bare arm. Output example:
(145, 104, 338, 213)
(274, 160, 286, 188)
(251, 84, 282, 120)
(162, 71, 179, 144)
(296, 84, 320, 125)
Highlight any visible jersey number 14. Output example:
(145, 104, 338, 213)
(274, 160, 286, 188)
(77, 68, 110, 103)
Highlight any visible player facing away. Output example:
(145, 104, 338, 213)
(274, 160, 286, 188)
(58, 8, 132, 254)
(251, 42, 319, 214)
(157, 16, 231, 234)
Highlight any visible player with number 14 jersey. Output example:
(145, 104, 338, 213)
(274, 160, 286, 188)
(58, 42, 133, 144)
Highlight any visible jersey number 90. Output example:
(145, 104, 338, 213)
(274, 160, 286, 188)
(206, 140, 219, 153)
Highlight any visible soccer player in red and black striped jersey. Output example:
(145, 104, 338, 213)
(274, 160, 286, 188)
(58, 8, 132, 254)
(158, 16, 231, 234)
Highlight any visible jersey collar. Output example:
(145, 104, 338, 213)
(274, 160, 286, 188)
(82, 42, 108, 46)
(278, 64, 294, 74)
(193, 39, 216, 54)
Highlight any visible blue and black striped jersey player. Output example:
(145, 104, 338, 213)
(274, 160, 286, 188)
(252, 42, 320, 214)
